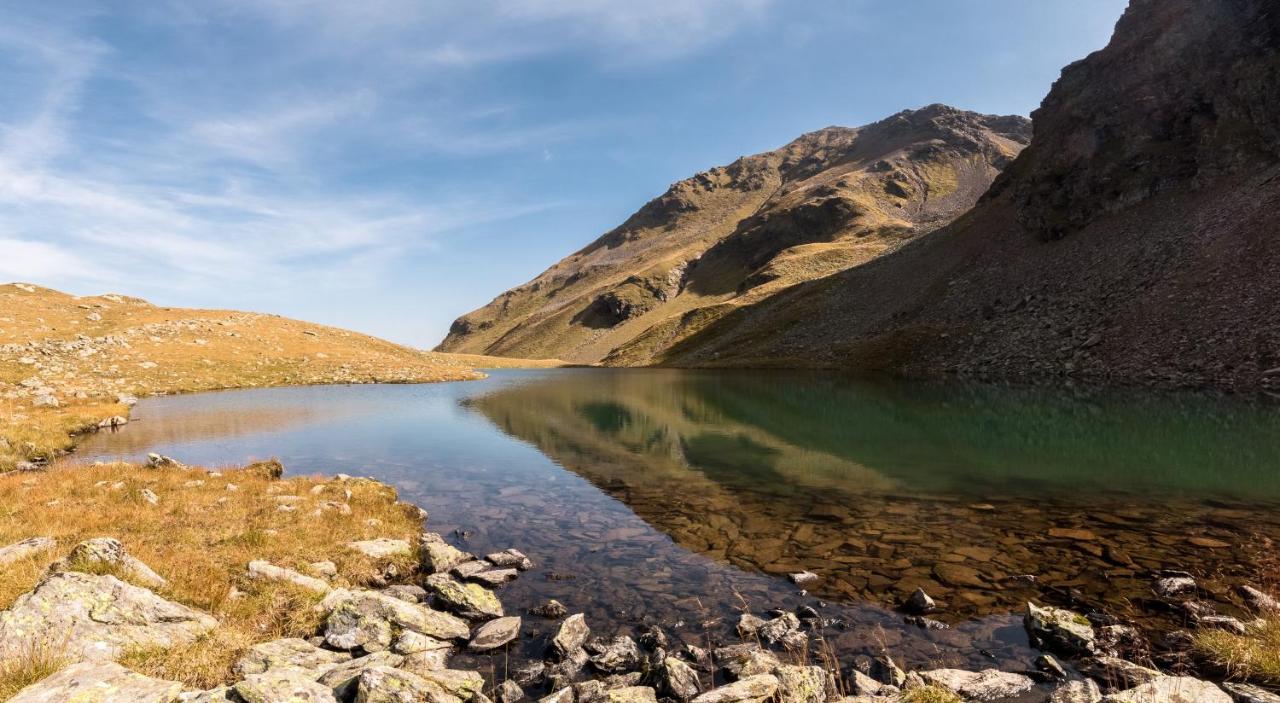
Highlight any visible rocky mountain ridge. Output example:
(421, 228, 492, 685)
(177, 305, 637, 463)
(438, 106, 1030, 364)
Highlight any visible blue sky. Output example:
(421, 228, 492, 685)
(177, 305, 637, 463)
(0, 0, 1127, 347)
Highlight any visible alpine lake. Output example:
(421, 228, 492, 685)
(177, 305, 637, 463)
(74, 368, 1280, 680)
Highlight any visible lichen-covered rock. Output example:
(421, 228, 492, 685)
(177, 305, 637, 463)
(0, 571, 217, 661)
(1052, 680, 1102, 703)
(1101, 676, 1230, 703)
(248, 560, 332, 595)
(178, 687, 237, 702)
(604, 687, 657, 703)
(233, 637, 352, 677)
(1026, 603, 1096, 655)
(320, 588, 470, 651)
(426, 573, 504, 620)
(774, 665, 833, 703)
(356, 665, 462, 703)
(551, 613, 591, 659)
(918, 669, 1035, 701)
(469, 616, 522, 651)
(714, 645, 779, 680)
(663, 657, 702, 701)
(420, 533, 471, 574)
(690, 675, 780, 703)
(56, 538, 167, 588)
(0, 537, 55, 567)
(588, 635, 642, 674)
(233, 667, 339, 703)
(414, 669, 485, 701)
(347, 538, 413, 559)
(317, 651, 405, 700)
(8, 661, 182, 703)
(394, 630, 453, 656)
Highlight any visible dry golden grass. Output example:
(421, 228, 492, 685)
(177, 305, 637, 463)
(900, 686, 964, 703)
(1196, 619, 1280, 684)
(0, 460, 423, 689)
(0, 283, 561, 470)
(0, 641, 67, 702)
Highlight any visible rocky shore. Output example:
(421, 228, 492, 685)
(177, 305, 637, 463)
(0, 464, 1271, 703)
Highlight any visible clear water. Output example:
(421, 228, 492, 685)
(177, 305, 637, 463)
(75, 369, 1280, 681)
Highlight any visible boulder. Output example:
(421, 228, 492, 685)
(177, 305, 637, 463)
(918, 669, 1036, 701)
(0, 537, 55, 566)
(56, 537, 166, 588)
(420, 533, 472, 574)
(320, 588, 470, 651)
(0, 571, 217, 661)
(317, 652, 405, 700)
(1101, 676, 1230, 703)
(662, 656, 702, 701)
(552, 614, 591, 659)
(248, 560, 332, 595)
(8, 661, 181, 703)
(589, 635, 643, 674)
(233, 637, 351, 677)
(234, 667, 339, 703)
(355, 665, 462, 703)
(470, 616, 522, 651)
(774, 665, 833, 703)
(1026, 603, 1096, 655)
(426, 573, 504, 620)
(690, 675, 780, 703)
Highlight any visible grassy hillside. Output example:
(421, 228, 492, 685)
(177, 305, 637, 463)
(437, 105, 1030, 364)
(0, 283, 558, 470)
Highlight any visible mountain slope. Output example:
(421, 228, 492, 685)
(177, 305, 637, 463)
(0, 283, 554, 469)
(437, 105, 1030, 363)
(660, 0, 1280, 390)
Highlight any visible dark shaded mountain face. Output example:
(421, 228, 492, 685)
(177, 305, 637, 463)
(661, 0, 1280, 390)
(436, 106, 1030, 363)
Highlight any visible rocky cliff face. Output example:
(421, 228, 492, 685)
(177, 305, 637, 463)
(437, 106, 1030, 363)
(662, 0, 1280, 389)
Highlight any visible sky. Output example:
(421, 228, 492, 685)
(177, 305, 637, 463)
(0, 0, 1128, 348)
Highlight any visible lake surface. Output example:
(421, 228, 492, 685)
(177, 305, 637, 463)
(75, 369, 1280, 681)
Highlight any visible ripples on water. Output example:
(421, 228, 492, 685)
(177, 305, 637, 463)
(75, 369, 1280, 676)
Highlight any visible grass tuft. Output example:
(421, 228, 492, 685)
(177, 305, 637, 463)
(901, 685, 964, 703)
(1195, 617, 1280, 684)
(0, 640, 69, 703)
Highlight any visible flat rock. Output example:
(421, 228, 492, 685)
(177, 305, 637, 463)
(1026, 602, 1096, 655)
(248, 560, 331, 595)
(1052, 680, 1103, 703)
(0, 571, 217, 661)
(357, 665, 462, 703)
(320, 588, 470, 651)
(1101, 676, 1230, 703)
(233, 667, 339, 703)
(470, 616, 522, 651)
(0, 537, 55, 566)
(8, 661, 182, 703)
(347, 539, 412, 560)
(918, 668, 1035, 701)
(394, 630, 453, 655)
(691, 675, 780, 703)
(552, 613, 591, 659)
(234, 637, 351, 677)
(486, 549, 533, 570)
(426, 573, 504, 620)
(470, 568, 520, 586)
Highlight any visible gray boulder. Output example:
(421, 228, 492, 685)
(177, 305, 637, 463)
(918, 668, 1036, 701)
(551, 614, 591, 659)
(320, 588, 470, 652)
(420, 533, 472, 574)
(663, 656, 702, 701)
(469, 616, 522, 651)
(426, 573, 504, 620)
(356, 665, 462, 703)
(589, 635, 643, 674)
(0, 571, 217, 661)
(8, 661, 181, 703)
(234, 667, 339, 703)
(233, 637, 351, 677)
(774, 665, 833, 703)
(1026, 602, 1097, 655)
(317, 651, 405, 700)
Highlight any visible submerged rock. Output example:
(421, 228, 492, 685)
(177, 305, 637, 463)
(531, 599, 569, 619)
(0, 571, 217, 661)
(8, 661, 182, 703)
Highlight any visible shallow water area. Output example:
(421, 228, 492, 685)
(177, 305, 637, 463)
(74, 369, 1280, 686)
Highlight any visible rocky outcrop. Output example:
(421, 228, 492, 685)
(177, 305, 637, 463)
(0, 571, 217, 661)
(8, 661, 182, 703)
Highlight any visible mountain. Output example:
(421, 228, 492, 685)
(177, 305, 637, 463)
(658, 0, 1280, 390)
(437, 105, 1031, 363)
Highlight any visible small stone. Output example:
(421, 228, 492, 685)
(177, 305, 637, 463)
(499, 680, 526, 703)
(531, 599, 568, 619)
(589, 635, 643, 674)
(905, 587, 937, 614)
(420, 532, 472, 574)
(248, 560, 331, 595)
(1154, 576, 1196, 598)
(382, 584, 428, 603)
(1238, 585, 1280, 613)
(1051, 679, 1102, 703)
(756, 613, 801, 645)
(540, 688, 575, 703)
(469, 616, 522, 651)
(1026, 602, 1096, 655)
(317, 651, 404, 700)
(1222, 682, 1280, 703)
(486, 549, 534, 570)
(309, 561, 339, 578)
(0, 537, 56, 566)
(774, 665, 832, 703)
(736, 614, 765, 639)
(788, 571, 818, 585)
